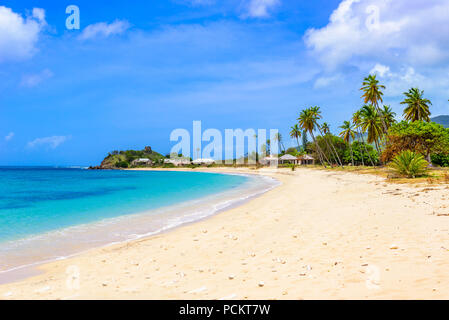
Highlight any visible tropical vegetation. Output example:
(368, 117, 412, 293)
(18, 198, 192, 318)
(401, 88, 432, 122)
(99, 147, 165, 169)
(389, 150, 429, 178)
(288, 72, 449, 177)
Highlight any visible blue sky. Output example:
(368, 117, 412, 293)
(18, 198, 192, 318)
(1, 0, 449, 165)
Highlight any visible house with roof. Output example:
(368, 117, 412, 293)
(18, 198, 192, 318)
(164, 158, 191, 166)
(279, 154, 300, 165)
(132, 158, 153, 166)
(298, 154, 315, 165)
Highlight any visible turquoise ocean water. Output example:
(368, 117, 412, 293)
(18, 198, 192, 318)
(0, 167, 277, 276)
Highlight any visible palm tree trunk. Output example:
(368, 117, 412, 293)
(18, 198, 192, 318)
(355, 132, 364, 166)
(374, 138, 381, 156)
(317, 131, 334, 165)
(375, 102, 388, 135)
(318, 128, 343, 167)
(329, 136, 344, 167)
(322, 135, 337, 165)
(349, 143, 354, 166)
(310, 132, 328, 167)
(359, 130, 375, 166)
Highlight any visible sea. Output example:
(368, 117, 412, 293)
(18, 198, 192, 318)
(0, 167, 278, 282)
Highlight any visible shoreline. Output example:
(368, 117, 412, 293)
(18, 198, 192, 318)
(1, 167, 448, 299)
(0, 169, 277, 285)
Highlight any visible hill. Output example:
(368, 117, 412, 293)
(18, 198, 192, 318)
(92, 146, 165, 169)
(432, 115, 449, 128)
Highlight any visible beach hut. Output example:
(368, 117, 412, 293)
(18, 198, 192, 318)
(164, 158, 191, 166)
(192, 158, 215, 165)
(279, 154, 300, 165)
(299, 155, 315, 165)
(260, 155, 279, 166)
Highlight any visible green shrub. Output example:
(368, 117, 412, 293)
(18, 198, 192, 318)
(389, 150, 428, 178)
(431, 154, 449, 167)
(115, 161, 129, 168)
(344, 141, 379, 165)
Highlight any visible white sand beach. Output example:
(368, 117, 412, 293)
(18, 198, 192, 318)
(0, 167, 448, 300)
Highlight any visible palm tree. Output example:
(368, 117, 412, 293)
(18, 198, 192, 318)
(301, 130, 308, 151)
(361, 74, 388, 132)
(276, 132, 285, 153)
(290, 124, 301, 150)
(298, 108, 329, 166)
(318, 122, 342, 166)
(310, 107, 342, 167)
(321, 122, 330, 134)
(253, 133, 259, 163)
(322, 122, 344, 167)
(274, 132, 285, 152)
(353, 110, 375, 166)
(352, 112, 365, 166)
(380, 105, 396, 130)
(339, 121, 356, 166)
(400, 88, 432, 122)
(359, 105, 383, 155)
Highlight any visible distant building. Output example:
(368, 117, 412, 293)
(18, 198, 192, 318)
(279, 154, 300, 165)
(260, 155, 279, 166)
(192, 158, 215, 165)
(132, 158, 153, 166)
(164, 158, 191, 166)
(261, 154, 314, 166)
(298, 155, 315, 165)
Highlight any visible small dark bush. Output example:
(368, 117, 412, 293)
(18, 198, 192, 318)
(115, 161, 129, 168)
(431, 154, 449, 167)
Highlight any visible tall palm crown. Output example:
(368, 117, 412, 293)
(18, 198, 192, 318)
(289, 124, 301, 138)
(321, 122, 330, 135)
(298, 108, 318, 133)
(310, 106, 323, 120)
(400, 88, 432, 122)
(298, 107, 329, 166)
(339, 121, 355, 143)
(380, 105, 396, 129)
(274, 133, 282, 142)
(290, 124, 301, 146)
(361, 75, 385, 108)
(352, 110, 363, 129)
(359, 105, 382, 145)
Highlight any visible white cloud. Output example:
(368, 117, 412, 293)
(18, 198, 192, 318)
(314, 74, 342, 88)
(245, 0, 280, 18)
(5, 132, 14, 141)
(27, 136, 70, 149)
(370, 63, 391, 77)
(79, 20, 130, 41)
(32, 8, 45, 24)
(20, 69, 53, 87)
(375, 66, 430, 97)
(0, 6, 46, 62)
(304, 0, 449, 69)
